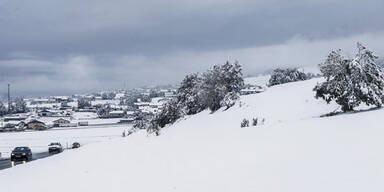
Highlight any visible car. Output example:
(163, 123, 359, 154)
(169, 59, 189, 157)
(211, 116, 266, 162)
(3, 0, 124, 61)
(48, 143, 63, 154)
(72, 142, 81, 149)
(11, 147, 33, 162)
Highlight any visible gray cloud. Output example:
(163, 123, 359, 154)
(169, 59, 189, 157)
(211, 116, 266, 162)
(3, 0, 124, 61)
(0, 0, 383, 96)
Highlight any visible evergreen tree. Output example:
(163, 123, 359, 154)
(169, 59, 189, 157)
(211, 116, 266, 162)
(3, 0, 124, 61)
(151, 100, 181, 129)
(201, 61, 244, 112)
(177, 73, 205, 115)
(314, 43, 384, 112)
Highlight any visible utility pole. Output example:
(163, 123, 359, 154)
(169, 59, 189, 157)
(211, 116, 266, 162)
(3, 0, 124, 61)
(8, 84, 11, 114)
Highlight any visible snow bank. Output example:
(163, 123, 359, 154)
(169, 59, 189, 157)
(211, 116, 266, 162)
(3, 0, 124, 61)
(1, 77, 383, 192)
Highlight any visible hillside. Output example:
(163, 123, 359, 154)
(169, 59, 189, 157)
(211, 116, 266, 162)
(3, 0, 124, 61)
(1, 77, 384, 192)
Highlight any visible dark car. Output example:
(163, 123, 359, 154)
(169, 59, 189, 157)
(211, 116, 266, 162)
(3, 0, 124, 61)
(11, 147, 33, 162)
(72, 142, 81, 149)
(48, 143, 63, 154)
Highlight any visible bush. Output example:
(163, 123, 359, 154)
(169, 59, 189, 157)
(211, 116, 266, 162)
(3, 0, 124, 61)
(240, 119, 249, 128)
(268, 68, 308, 86)
(252, 118, 258, 126)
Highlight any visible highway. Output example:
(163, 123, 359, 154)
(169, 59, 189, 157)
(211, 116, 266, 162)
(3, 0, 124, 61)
(0, 151, 51, 170)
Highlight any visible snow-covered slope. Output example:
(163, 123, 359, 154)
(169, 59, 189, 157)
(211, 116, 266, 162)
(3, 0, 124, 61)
(1, 77, 384, 192)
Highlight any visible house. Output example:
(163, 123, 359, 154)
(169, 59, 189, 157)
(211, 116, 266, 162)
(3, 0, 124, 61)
(53, 118, 71, 127)
(38, 109, 54, 117)
(27, 120, 47, 130)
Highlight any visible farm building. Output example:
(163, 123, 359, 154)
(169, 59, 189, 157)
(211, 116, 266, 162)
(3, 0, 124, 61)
(27, 120, 47, 130)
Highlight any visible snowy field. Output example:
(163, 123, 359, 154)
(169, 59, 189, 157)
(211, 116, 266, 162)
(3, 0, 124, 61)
(0, 124, 130, 158)
(1, 77, 384, 192)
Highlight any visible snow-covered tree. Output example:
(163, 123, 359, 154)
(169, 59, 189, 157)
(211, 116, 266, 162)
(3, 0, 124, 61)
(201, 61, 244, 112)
(0, 101, 7, 116)
(97, 104, 111, 118)
(177, 73, 205, 115)
(314, 43, 384, 112)
(11, 97, 27, 113)
(151, 100, 181, 129)
(268, 68, 308, 86)
(78, 98, 91, 109)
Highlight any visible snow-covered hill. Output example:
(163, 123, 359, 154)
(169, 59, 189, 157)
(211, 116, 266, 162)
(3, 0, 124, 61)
(1, 77, 384, 192)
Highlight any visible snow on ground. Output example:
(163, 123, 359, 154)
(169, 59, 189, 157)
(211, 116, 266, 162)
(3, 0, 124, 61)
(1, 77, 384, 192)
(0, 124, 130, 158)
(72, 112, 98, 119)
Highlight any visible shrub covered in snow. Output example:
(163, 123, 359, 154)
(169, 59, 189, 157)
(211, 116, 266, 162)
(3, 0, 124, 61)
(314, 43, 384, 112)
(240, 118, 249, 128)
(268, 68, 308, 87)
(252, 118, 258, 126)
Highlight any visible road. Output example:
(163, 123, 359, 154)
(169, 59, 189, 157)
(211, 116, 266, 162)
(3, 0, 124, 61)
(0, 151, 51, 170)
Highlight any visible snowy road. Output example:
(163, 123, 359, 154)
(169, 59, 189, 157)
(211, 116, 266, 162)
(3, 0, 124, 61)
(0, 151, 53, 170)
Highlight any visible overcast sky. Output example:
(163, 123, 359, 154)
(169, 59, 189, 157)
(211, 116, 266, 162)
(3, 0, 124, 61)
(0, 0, 384, 96)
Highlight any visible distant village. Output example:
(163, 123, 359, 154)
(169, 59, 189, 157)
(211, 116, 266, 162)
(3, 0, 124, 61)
(0, 85, 180, 132)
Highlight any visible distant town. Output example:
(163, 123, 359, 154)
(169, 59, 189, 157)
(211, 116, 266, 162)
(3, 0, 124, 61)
(0, 84, 180, 132)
